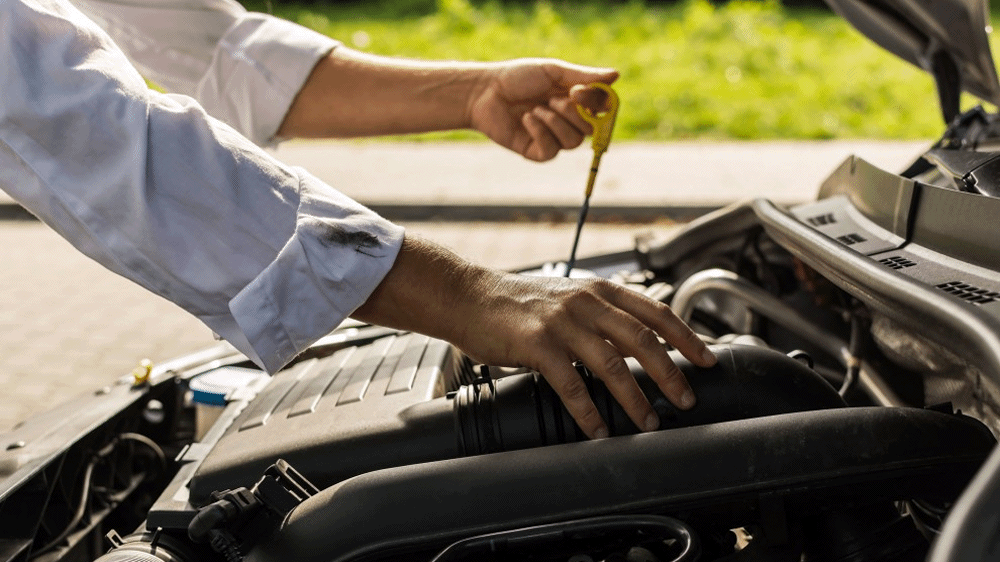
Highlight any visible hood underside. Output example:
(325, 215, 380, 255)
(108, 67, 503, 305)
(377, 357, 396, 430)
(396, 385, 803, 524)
(824, 0, 1000, 120)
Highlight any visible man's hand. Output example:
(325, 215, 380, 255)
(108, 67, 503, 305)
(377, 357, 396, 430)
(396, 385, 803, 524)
(452, 269, 716, 439)
(468, 59, 619, 162)
(352, 236, 717, 439)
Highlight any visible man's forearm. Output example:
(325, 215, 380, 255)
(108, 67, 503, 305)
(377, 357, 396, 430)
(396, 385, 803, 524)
(277, 47, 491, 138)
(351, 235, 479, 344)
(351, 234, 715, 440)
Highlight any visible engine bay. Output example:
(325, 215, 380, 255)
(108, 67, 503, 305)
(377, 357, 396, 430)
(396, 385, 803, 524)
(4, 117, 1000, 561)
(8, 0, 1000, 559)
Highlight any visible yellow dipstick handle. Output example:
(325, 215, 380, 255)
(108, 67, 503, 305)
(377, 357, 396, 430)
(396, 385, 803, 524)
(565, 82, 620, 277)
(575, 82, 620, 197)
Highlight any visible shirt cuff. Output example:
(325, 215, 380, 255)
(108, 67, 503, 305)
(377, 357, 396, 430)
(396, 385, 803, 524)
(197, 13, 340, 146)
(227, 168, 405, 373)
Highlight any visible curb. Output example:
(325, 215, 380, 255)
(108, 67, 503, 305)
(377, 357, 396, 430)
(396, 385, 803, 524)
(363, 203, 722, 223)
(0, 201, 724, 224)
(0, 204, 36, 221)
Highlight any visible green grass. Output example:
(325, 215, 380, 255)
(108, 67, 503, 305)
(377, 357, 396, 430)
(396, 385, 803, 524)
(246, 0, 998, 140)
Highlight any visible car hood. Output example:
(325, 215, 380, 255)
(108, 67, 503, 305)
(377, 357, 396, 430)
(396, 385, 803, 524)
(824, 0, 1000, 119)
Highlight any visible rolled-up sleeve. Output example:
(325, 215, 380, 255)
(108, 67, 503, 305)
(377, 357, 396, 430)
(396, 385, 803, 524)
(0, 0, 403, 372)
(72, 0, 339, 145)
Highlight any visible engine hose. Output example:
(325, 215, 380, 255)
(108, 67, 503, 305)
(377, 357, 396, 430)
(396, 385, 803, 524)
(31, 457, 98, 558)
(429, 515, 699, 562)
(838, 311, 864, 397)
(670, 268, 904, 407)
(454, 343, 845, 455)
(189, 343, 851, 500)
(93, 530, 206, 562)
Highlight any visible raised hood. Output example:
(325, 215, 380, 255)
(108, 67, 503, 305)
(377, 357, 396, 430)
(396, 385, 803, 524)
(824, 0, 1000, 122)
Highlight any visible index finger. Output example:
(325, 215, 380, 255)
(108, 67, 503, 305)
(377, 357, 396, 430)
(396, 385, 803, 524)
(545, 62, 618, 92)
(599, 282, 717, 368)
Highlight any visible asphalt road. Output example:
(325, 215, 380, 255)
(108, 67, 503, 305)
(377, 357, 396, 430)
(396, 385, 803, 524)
(0, 140, 928, 432)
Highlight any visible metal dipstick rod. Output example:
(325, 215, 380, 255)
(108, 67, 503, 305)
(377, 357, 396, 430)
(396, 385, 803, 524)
(565, 82, 619, 277)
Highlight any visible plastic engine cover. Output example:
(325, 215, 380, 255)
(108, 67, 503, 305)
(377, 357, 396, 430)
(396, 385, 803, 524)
(189, 332, 460, 503)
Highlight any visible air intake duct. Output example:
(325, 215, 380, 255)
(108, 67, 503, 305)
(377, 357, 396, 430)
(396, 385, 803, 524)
(190, 344, 844, 500)
(454, 343, 846, 455)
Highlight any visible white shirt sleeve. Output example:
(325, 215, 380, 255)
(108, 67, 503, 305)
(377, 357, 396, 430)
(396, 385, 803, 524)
(0, 0, 404, 373)
(71, 0, 339, 145)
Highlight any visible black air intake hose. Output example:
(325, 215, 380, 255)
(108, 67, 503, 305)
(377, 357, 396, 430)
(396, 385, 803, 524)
(453, 344, 845, 455)
(190, 344, 845, 499)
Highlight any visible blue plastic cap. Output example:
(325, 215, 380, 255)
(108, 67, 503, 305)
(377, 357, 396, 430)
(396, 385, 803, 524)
(190, 367, 265, 406)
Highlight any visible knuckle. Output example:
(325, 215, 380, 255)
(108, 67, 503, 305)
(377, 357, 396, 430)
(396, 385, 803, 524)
(588, 277, 617, 297)
(524, 323, 552, 346)
(564, 286, 596, 307)
(550, 300, 572, 319)
(559, 376, 592, 403)
(534, 106, 554, 123)
(527, 146, 546, 162)
(651, 299, 672, 315)
(599, 353, 631, 381)
(570, 278, 601, 299)
(660, 363, 686, 385)
(574, 403, 605, 430)
(634, 326, 661, 349)
(676, 326, 702, 348)
(589, 277, 613, 289)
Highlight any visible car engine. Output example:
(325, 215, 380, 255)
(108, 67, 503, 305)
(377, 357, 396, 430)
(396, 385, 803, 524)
(4, 0, 1000, 560)
(5, 110, 1000, 559)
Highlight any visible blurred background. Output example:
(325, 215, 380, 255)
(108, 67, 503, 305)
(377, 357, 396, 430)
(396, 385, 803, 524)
(242, 0, 998, 140)
(2, 0, 977, 430)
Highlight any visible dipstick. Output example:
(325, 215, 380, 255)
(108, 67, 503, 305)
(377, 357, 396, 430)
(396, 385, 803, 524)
(565, 82, 619, 277)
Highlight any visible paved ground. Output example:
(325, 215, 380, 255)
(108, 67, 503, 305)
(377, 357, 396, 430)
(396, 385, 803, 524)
(0, 140, 928, 432)
(0, 220, 651, 431)
(266, 139, 926, 209)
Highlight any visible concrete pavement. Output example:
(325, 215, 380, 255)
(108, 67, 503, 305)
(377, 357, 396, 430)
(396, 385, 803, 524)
(267, 139, 926, 212)
(0, 140, 929, 432)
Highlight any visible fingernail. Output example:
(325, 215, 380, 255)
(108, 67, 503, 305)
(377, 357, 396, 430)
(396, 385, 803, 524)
(701, 348, 717, 366)
(594, 426, 610, 440)
(680, 390, 697, 409)
(644, 413, 660, 432)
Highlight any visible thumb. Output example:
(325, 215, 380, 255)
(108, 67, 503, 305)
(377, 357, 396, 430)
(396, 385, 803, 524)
(570, 83, 614, 114)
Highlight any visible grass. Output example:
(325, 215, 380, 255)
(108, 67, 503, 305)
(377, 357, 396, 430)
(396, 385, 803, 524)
(245, 0, 997, 141)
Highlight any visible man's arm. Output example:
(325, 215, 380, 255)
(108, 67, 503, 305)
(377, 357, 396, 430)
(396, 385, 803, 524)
(72, 0, 339, 146)
(6, 0, 713, 437)
(353, 236, 716, 440)
(75, 0, 617, 160)
(1, 0, 403, 372)
(278, 47, 618, 162)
